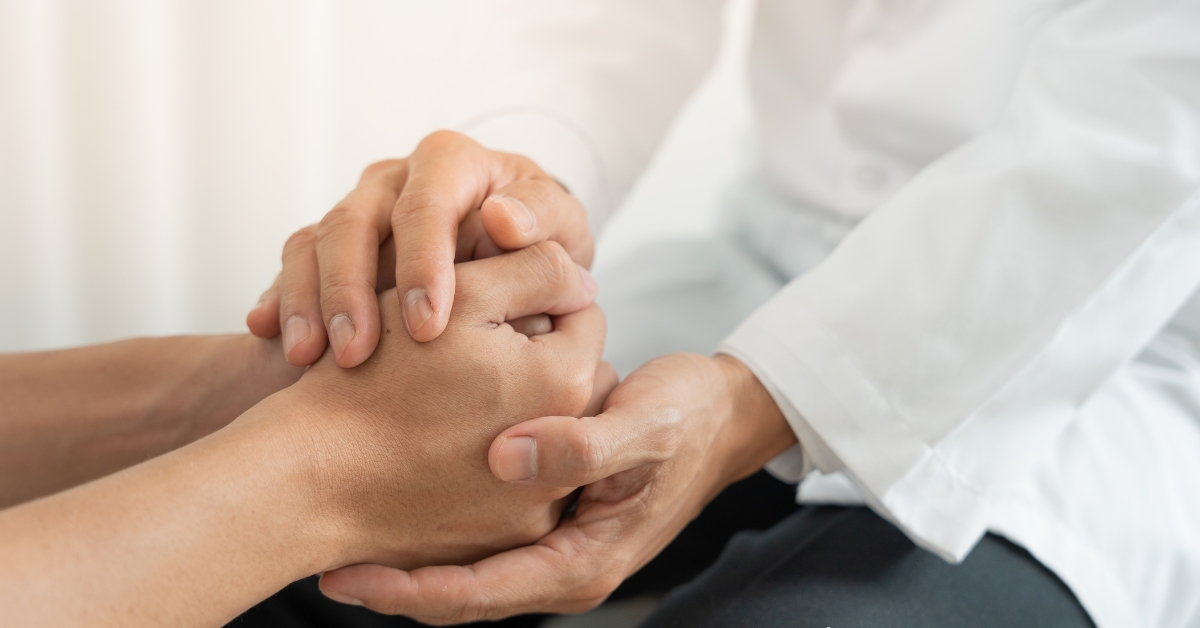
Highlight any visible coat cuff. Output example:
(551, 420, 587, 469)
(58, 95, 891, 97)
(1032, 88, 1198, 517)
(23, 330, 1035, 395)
(718, 312, 990, 563)
(717, 344, 839, 484)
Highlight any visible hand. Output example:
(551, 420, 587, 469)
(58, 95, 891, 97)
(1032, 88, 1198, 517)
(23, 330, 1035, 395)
(260, 241, 611, 572)
(245, 130, 593, 368)
(316, 353, 797, 621)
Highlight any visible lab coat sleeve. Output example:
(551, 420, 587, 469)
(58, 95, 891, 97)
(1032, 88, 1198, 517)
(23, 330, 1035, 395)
(437, 0, 724, 231)
(719, 0, 1200, 562)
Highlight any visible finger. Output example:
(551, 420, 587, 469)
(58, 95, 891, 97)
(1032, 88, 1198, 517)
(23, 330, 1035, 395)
(277, 225, 329, 366)
(391, 132, 538, 343)
(526, 304, 607, 402)
(454, 210, 503, 262)
(489, 397, 678, 487)
(489, 307, 608, 483)
(480, 177, 594, 267)
(315, 160, 407, 368)
(319, 519, 624, 622)
(320, 458, 690, 623)
(246, 274, 282, 338)
(508, 314, 553, 337)
(583, 361, 619, 418)
(374, 236, 397, 292)
(455, 241, 598, 324)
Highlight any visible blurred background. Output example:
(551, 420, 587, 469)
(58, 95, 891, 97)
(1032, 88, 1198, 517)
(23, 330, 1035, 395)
(0, 0, 754, 352)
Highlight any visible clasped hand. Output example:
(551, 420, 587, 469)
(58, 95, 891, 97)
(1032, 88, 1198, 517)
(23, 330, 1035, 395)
(250, 131, 794, 623)
(256, 241, 609, 572)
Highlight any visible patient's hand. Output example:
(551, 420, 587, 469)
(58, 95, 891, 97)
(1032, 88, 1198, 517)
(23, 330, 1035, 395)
(0, 241, 612, 627)
(257, 241, 608, 571)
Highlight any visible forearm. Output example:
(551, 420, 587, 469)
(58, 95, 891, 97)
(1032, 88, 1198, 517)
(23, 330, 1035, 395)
(0, 393, 341, 628)
(0, 334, 299, 507)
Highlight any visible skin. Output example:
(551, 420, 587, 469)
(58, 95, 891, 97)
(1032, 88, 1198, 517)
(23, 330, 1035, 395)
(0, 242, 613, 627)
(246, 130, 594, 367)
(253, 130, 800, 621)
(0, 334, 302, 508)
(319, 353, 797, 622)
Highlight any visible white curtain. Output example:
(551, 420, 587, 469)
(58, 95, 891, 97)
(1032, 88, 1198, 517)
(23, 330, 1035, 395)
(0, 0, 752, 352)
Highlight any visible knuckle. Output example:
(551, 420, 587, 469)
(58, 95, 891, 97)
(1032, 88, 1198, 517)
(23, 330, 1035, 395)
(282, 225, 317, 257)
(563, 428, 606, 483)
(315, 204, 362, 240)
(277, 283, 314, 313)
(416, 129, 478, 157)
(394, 186, 446, 224)
(526, 241, 573, 287)
(319, 266, 373, 295)
(361, 158, 402, 178)
(650, 408, 686, 460)
(391, 214, 450, 270)
(561, 364, 594, 413)
(532, 238, 569, 261)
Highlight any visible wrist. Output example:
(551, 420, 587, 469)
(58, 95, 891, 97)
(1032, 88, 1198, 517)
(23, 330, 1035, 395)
(178, 335, 304, 444)
(255, 375, 408, 571)
(712, 355, 797, 485)
(222, 389, 354, 574)
(232, 333, 307, 399)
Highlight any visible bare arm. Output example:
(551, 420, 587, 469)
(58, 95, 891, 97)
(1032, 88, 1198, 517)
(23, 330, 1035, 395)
(0, 334, 301, 507)
(0, 243, 607, 627)
(0, 397, 331, 627)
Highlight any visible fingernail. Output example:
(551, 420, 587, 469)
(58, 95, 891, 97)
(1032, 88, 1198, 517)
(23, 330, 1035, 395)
(495, 436, 538, 482)
(495, 195, 535, 234)
(253, 292, 268, 310)
(283, 316, 311, 356)
(577, 265, 598, 298)
(323, 589, 363, 606)
(403, 288, 434, 336)
(329, 314, 356, 358)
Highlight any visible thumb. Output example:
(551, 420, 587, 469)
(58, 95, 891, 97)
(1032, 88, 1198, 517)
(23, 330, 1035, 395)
(489, 397, 677, 487)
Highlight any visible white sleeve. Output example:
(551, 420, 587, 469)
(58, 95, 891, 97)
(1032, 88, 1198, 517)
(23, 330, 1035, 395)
(720, 0, 1200, 562)
(435, 0, 723, 229)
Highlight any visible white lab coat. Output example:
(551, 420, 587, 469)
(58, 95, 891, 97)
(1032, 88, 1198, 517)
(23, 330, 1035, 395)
(450, 1, 1200, 626)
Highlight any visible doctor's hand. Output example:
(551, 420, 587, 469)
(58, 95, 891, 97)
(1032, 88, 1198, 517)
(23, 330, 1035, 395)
(246, 130, 593, 368)
(316, 353, 797, 622)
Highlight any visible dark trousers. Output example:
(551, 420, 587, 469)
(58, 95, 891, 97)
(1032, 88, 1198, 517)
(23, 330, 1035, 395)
(232, 472, 1093, 627)
(642, 504, 1094, 627)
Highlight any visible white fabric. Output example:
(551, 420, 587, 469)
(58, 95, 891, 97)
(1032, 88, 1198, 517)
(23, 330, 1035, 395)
(3, 1, 691, 351)
(461, 1, 1200, 626)
(597, 229, 1200, 628)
